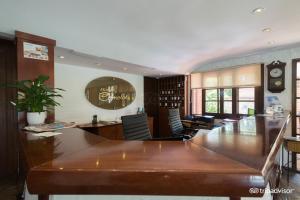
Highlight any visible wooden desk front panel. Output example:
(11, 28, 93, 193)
(80, 117, 153, 140)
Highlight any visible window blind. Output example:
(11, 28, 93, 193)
(191, 64, 261, 89)
(191, 73, 202, 89)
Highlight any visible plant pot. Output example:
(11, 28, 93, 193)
(27, 112, 47, 125)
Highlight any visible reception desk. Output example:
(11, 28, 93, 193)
(19, 113, 290, 200)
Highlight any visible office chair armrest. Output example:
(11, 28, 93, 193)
(150, 137, 183, 141)
(171, 134, 193, 140)
(150, 134, 192, 141)
(185, 127, 198, 131)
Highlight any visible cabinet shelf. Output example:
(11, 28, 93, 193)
(158, 76, 185, 109)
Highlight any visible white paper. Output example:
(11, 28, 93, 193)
(197, 129, 212, 134)
(32, 132, 62, 137)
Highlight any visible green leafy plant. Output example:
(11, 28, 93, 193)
(6, 75, 65, 112)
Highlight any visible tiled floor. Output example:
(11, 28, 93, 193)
(298, 154, 300, 171)
(276, 169, 300, 200)
(0, 178, 20, 200)
(0, 170, 299, 200)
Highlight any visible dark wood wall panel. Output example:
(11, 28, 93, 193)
(144, 77, 159, 137)
(0, 38, 17, 178)
(254, 64, 265, 114)
(15, 31, 56, 123)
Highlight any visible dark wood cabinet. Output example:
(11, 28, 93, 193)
(158, 76, 185, 109)
(0, 38, 18, 178)
(158, 76, 185, 137)
(144, 75, 186, 137)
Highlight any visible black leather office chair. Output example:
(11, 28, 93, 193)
(121, 113, 186, 141)
(121, 113, 152, 140)
(168, 108, 197, 138)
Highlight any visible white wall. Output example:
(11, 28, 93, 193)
(193, 46, 300, 110)
(54, 63, 144, 123)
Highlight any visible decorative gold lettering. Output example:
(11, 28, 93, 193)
(85, 77, 136, 110)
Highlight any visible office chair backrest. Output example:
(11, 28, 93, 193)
(121, 113, 152, 140)
(168, 108, 184, 135)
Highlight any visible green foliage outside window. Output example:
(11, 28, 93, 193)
(205, 89, 233, 113)
(205, 89, 218, 113)
(205, 89, 218, 101)
(224, 89, 232, 100)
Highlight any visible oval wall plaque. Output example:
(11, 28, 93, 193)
(85, 76, 136, 110)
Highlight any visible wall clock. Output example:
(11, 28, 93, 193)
(267, 60, 286, 93)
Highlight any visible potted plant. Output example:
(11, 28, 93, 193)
(7, 75, 64, 125)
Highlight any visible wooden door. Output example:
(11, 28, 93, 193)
(292, 58, 300, 171)
(0, 38, 18, 178)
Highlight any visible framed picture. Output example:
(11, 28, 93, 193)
(265, 96, 281, 107)
(23, 42, 49, 61)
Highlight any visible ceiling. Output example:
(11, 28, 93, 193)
(1, 0, 300, 76)
(55, 47, 175, 77)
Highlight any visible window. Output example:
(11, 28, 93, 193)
(197, 87, 255, 116)
(205, 89, 219, 113)
(190, 64, 263, 116)
(223, 89, 232, 114)
(202, 88, 233, 114)
(237, 88, 255, 114)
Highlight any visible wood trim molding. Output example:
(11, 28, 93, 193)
(15, 31, 56, 123)
(291, 58, 300, 170)
(15, 31, 56, 46)
(254, 63, 265, 114)
(232, 87, 237, 116)
(185, 75, 191, 116)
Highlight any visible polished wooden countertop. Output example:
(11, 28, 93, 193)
(20, 113, 290, 197)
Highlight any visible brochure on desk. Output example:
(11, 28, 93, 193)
(24, 122, 76, 133)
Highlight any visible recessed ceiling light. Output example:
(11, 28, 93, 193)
(252, 7, 265, 14)
(123, 67, 128, 71)
(262, 28, 272, 32)
(58, 56, 64, 59)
